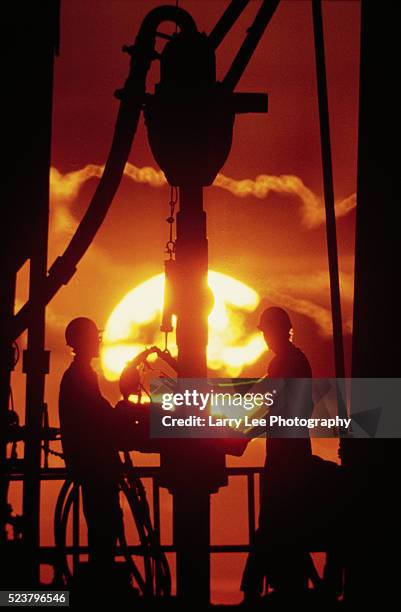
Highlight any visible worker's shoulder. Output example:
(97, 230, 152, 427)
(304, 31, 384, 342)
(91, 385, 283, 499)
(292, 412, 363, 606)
(60, 361, 97, 382)
(289, 344, 312, 376)
(59, 362, 97, 401)
(59, 363, 75, 387)
(269, 344, 312, 377)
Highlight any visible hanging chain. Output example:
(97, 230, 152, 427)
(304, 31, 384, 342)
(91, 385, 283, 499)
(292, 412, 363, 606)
(165, 185, 178, 260)
(163, 185, 178, 350)
(163, 0, 180, 349)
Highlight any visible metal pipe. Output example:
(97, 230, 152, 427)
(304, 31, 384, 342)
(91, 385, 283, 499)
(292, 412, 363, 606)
(312, 0, 347, 424)
(21, 2, 57, 583)
(208, 0, 251, 50)
(223, 0, 281, 91)
(11, 6, 197, 343)
(0, 272, 16, 543)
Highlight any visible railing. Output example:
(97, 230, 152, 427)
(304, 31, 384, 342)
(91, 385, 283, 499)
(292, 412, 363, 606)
(8, 466, 264, 564)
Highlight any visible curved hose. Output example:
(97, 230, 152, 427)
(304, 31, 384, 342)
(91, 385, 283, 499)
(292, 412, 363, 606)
(54, 479, 75, 583)
(119, 478, 154, 596)
(115, 500, 148, 595)
(12, 6, 197, 341)
(120, 462, 171, 596)
(53, 472, 171, 597)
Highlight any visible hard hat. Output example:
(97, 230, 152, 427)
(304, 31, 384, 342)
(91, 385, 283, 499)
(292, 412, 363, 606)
(65, 317, 101, 349)
(258, 307, 292, 333)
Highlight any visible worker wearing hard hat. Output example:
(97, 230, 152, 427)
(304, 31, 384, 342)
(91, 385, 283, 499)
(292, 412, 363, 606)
(59, 317, 149, 583)
(241, 307, 314, 602)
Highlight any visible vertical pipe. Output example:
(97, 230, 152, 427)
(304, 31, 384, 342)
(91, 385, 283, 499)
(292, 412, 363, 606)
(72, 485, 80, 574)
(0, 273, 16, 543)
(21, 1, 58, 585)
(247, 473, 256, 542)
(23, 245, 50, 584)
(152, 478, 161, 545)
(345, 1, 399, 606)
(172, 184, 211, 603)
(312, 0, 347, 423)
(175, 185, 208, 378)
(173, 490, 210, 603)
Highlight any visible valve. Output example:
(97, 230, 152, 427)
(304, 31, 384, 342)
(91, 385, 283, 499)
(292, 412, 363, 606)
(144, 27, 267, 186)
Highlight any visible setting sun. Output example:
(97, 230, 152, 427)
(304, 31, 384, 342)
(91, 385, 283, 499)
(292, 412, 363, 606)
(101, 270, 266, 380)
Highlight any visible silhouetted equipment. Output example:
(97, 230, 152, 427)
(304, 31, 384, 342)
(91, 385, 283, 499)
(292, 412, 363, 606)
(160, 259, 176, 335)
(242, 455, 346, 600)
(117, 347, 169, 455)
(10, 6, 199, 344)
(4, 0, 393, 605)
(145, 36, 267, 186)
(1, 0, 59, 584)
(116, 348, 249, 599)
(3, 3, 202, 586)
(312, 0, 348, 439)
(1, 0, 279, 600)
(143, 2, 280, 603)
(344, 1, 400, 607)
(54, 466, 171, 597)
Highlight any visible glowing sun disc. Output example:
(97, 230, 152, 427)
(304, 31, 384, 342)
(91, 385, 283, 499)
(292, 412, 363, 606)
(101, 270, 266, 380)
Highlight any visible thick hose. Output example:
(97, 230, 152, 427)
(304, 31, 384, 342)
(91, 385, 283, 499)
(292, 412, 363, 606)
(12, 6, 197, 341)
(53, 473, 171, 596)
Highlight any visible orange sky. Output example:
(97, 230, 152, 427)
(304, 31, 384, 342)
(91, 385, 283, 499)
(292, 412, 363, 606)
(48, 0, 360, 371)
(10, 0, 361, 603)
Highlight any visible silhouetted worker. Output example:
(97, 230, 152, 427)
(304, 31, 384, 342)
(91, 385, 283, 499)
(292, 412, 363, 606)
(58, 317, 134, 583)
(241, 307, 314, 602)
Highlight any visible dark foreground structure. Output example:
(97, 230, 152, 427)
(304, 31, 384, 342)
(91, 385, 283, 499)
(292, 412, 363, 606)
(1, 1, 400, 607)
